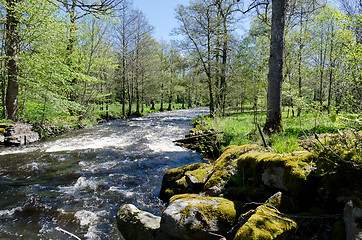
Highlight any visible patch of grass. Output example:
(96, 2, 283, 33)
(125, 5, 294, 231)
(201, 110, 347, 153)
(269, 133, 300, 153)
(205, 114, 257, 151)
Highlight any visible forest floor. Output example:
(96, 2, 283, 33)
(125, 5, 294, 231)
(199, 107, 355, 154)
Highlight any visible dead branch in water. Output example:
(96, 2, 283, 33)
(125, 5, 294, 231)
(55, 227, 82, 240)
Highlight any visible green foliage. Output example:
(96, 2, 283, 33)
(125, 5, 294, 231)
(201, 109, 347, 154)
(269, 133, 299, 153)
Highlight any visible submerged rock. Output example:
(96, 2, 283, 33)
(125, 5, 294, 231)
(160, 194, 240, 240)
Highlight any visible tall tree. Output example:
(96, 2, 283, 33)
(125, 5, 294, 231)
(4, 0, 20, 121)
(263, 0, 286, 134)
(175, 0, 217, 114)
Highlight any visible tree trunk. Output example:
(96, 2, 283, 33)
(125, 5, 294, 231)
(67, 0, 77, 103)
(160, 82, 164, 112)
(263, 0, 286, 134)
(297, 5, 304, 117)
(327, 24, 335, 114)
(1, 60, 7, 118)
(122, 57, 126, 117)
(5, 0, 20, 121)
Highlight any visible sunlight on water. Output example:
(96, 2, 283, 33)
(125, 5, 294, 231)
(0, 108, 208, 239)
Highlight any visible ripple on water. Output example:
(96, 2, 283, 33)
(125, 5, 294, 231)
(0, 108, 208, 239)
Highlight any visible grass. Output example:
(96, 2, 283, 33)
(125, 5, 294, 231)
(202, 109, 347, 153)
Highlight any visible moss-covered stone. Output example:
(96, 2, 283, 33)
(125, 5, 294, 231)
(233, 205, 297, 240)
(161, 194, 241, 240)
(159, 163, 212, 202)
(203, 144, 262, 191)
(236, 151, 317, 202)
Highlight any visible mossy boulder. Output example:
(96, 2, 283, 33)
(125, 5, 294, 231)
(160, 194, 241, 240)
(203, 144, 262, 192)
(233, 150, 317, 206)
(159, 163, 212, 202)
(233, 204, 297, 240)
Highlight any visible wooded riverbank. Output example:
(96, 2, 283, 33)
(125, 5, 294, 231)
(117, 113, 362, 240)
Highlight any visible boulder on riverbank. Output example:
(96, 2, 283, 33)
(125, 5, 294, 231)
(118, 140, 362, 240)
(160, 194, 240, 240)
(117, 192, 297, 240)
(116, 204, 167, 240)
(0, 123, 40, 146)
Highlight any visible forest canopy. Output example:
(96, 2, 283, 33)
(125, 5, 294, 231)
(0, 0, 360, 131)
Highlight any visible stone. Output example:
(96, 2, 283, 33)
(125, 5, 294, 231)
(203, 145, 262, 191)
(233, 205, 297, 240)
(1, 123, 40, 146)
(236, 150, 316, 203)
(205, 186, 222, 197)
(159, 163, 212, 202)
(116, 204, 167, 240)
(262, 167, 286, 190)
(160, 194, 239, 240)
(344, 199, 362, 240)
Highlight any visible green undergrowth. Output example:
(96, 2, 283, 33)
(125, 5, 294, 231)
(202, 110, 347, 153)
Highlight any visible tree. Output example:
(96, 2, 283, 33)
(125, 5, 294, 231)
(176, 1, 216, 114)
(263, 0, 286, 134)
(4, 0, 20, 121)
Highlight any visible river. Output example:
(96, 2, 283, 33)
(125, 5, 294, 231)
(0, 108, 207, 239)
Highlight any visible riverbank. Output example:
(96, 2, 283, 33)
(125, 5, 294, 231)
(116, 111, 362, 240)
(0, 103, 191, 146)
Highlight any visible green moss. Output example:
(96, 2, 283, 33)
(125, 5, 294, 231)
(170, 194, 239, 231)
(159, 163, 207, 201)
(233, 206, 297, 240)
(185, 165, 213, 184)
(203, 145, 263, 191)
(214, 144, 262, 170)
(236, 151, 317, 199)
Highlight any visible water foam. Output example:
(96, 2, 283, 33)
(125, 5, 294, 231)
(0, 207, 22, 218)
(75, 210, 99, 226)
(59, 177, 100, 193)
(74, 210, 107, 239)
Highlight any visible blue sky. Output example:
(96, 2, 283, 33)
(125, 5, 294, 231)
(132, 0, 190, 41)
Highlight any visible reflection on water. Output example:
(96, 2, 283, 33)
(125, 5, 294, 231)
(0, 108, 207, 239)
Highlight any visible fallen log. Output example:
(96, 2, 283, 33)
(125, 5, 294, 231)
(173, 131, 224, 144)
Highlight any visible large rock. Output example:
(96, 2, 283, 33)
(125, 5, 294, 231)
(116, 204, 167, 240)
(203, 144, 262, 192)
(1, 123, 40, 145)
(159, 163, 213, 202)
(344, 199, 362, 240)
(160, 194, 240, 240)
(234, 150, 317, 205)
(159, 145, 263, 202)
(233, 204, 297, 240)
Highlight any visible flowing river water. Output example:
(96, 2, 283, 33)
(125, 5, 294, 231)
(0, 108, 208, 239)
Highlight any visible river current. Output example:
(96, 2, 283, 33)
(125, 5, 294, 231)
(0, 108, 207, 239)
